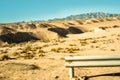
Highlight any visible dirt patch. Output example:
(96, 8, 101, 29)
(0, 62, 39, 71)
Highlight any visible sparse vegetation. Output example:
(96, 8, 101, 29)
(51, 48, 59, 52)
(66, 47, 79, 53)
(69, 44, 77, 46)
(0, 15, 120, 61)
(51, 47, 80, 53)
(0, 54, 10, 61)
(0, 12, 120, 80)
(80, 41, 88, 46)
(90, 45, 94, 48)
(91, 19, 99, 23)
(2, 42, 10, 47)
(110, 49, 116, 51)
(21, 52, 34, 59)
(91, 40, 97, 43)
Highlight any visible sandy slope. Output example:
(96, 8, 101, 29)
(0, 17, 120, 80)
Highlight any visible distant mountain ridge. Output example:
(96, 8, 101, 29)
(5, 12, 120, 23)
(48, 12, 120, 21)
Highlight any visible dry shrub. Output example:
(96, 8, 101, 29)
(2, 42, 9, 47)
(1, 43, 17, 48)
(42, 44, 49, 47)
(51, 47, 64, 53)
(69, 44, 77, 46)
(91, 40, 97, 43)
(51, 48, 59, 52)
(90, 45, 94, 48)
(35, 49, 45, 57)
(118, 34, 120, 37)
(66, 47, 79, 53)
(112, 25, 120, 28)
(1, 42, 17, 48)
(21, 53, 34, 59)
(11, 44, 46, 59)
(0, 54, 10, 61)
(56, 39, 66, 43)
(91, 19, 99, 23)
(11, 51, 34, 59)
(57, 47, 63, 50)
(12, 51, 21, 57)
(31, 46, 42, 51)
(111, 49, 115, 51)
(80, 41, 88, 46)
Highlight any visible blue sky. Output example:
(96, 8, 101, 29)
(0, 0, 120, 23)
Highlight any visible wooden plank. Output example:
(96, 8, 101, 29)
(65, 55, 120, 61)
(65, 60, 120, 67)
(70, 67, 74, 79)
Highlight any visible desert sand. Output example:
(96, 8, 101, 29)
(0, 17, 120, 80)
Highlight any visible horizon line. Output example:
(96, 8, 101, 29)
(0, 12, 120, 24)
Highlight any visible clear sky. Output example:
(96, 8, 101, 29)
(0, 0, 120, 23)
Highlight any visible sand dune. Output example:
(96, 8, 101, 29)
(0, 17, 120, 80)
(1, 17, 120, 43)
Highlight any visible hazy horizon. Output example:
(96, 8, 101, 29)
(0, 0, 120, 23)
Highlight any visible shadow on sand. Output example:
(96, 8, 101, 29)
(82, 72, 120, 80)
(48, 27, 84, 37)
(0, 32, 39, 43)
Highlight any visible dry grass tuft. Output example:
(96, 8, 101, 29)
(0, 54, 10, 61)
(110, 49, 116, 51)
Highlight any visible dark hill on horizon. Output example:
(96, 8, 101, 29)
(48, 12, 120, 21)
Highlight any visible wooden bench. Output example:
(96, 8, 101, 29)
(65, 55, 120, 80)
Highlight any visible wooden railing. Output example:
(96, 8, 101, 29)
(65, 55, 120, 80)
